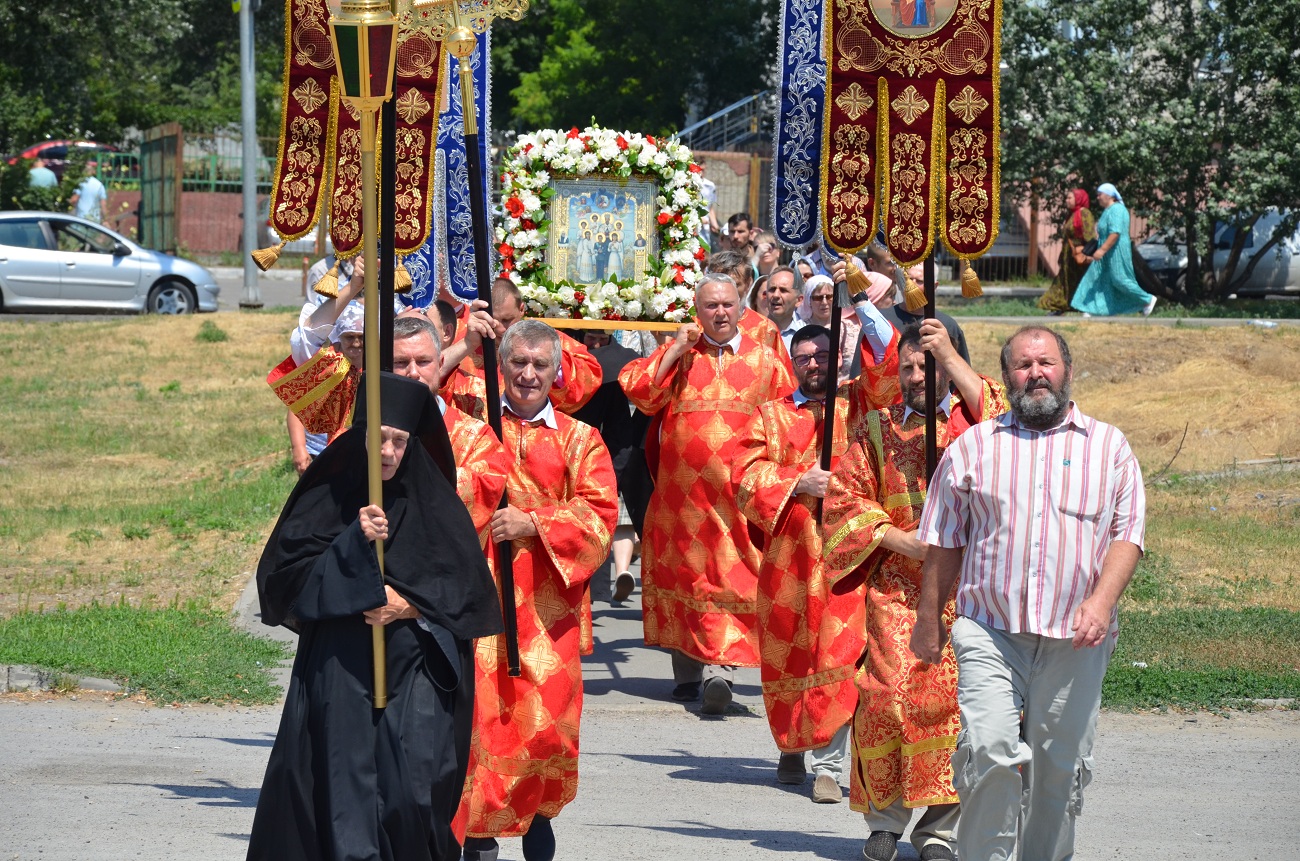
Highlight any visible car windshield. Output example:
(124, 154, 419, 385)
(52, 220, 118, 254)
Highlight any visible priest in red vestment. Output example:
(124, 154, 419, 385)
(619, 272, 795, 714)
(823, 320, 1008, 861)
(455, 320, 618, 861)
(732, 325, 865, 804)
(439, 280, 602, 421)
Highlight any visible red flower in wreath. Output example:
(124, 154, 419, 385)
(574, 291, 586, 303)
(504, 197, 526, 218)
(521, 219, 536, 230)
(694, 246, 707, 261)
(498, 242, 514, 258)
(688, 163, 703, 174)
(647, 135, 658, 146)
(567, 127, 582, 140)
(672, 266, 685, 284)
(616, 135, 630, 151)
(657, 212, 671, 225)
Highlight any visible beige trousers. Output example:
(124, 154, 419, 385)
(949, 616, 1114, 861)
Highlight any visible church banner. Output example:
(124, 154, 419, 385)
(771, 0, 829, 250)
(268, 0, 445, 261)
(819, 0, 1001, 265)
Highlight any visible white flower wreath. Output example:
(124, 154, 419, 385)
(495, 126, 708, 324)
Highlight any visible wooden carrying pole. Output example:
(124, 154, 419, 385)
(360, 109, 389, 708)
(449, 24, 522, 677)
(816, 272, 843, 524)
(924, 253, 937, 479)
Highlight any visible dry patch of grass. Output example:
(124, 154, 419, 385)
(0, 312, 300, 616)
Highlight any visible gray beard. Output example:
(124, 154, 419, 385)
(1010, 379, 1071, 429)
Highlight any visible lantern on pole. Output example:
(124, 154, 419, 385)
(327, 0, 399, 708)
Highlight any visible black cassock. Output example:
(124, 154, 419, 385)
(248, 374, 502, 861)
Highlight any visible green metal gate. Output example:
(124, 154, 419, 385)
(139, 123, 183, 252)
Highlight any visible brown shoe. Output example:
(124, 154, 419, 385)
(811, 773, 841, 803)
(776, 752, 806, 785)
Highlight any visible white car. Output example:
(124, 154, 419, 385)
(0, 212, 220, 313)
(1137, 210, 1300, 296)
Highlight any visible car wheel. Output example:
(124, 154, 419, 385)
(147, 280, 196, 314)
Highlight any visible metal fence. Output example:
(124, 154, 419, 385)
(101, 132, 278, 194)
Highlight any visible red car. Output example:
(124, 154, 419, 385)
(8, 140, 121, 182)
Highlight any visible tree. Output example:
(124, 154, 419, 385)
(1000, 0, 1300, 303)
(493, 0, 778, 136)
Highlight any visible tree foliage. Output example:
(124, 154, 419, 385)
(1001, 0, 1300, 302)
(491, 0, 778, 136)
(0, 0, 285, 156)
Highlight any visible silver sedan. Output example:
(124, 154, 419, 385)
(0, 212, 220, 314)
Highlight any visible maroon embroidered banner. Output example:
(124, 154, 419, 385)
(820, 0, 1001, 265)
(270, 1, 444, 259)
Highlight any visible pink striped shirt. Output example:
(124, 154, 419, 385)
(917, 403, 1145, 639)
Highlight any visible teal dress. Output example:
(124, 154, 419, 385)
(1070, 202, 1153, 316)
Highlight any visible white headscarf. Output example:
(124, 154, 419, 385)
(798, 274, 834, 322)
(1097, 182, 1123, 203)
(330, 302, 365, 343)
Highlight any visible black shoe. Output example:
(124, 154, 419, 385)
(671, 681, 701, 702)
(612, 571, 635, 602)
(919, 845, 955, 861)
(462, 837, 499, 861)
(700, 676, 732, 714)
(776, 752, 807, 785)
(862, 831, 900, 861)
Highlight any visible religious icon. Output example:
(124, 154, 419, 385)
(546, 176, 659, 286)
(872, 0, 956, 36)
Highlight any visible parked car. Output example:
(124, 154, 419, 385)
(1137, 210, 1300, 296)
(252, 195, 333, 256)
(0, 212, 220, 314)
(7, 140, 121, 182)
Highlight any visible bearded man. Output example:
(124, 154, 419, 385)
(911, 326, 1146, 861)
(732, 325, 863, 803)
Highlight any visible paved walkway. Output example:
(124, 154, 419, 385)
(2, 563, 1297, 859)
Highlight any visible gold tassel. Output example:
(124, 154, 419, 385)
(394, 258, 413, 294)
(251, 240, 286, 272)
(313, 263, 340, 298)
(904, 275, 927, 313)
(842, 253, 872, 297)
(961, 259, 983, 298)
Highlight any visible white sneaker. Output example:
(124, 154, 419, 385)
(1143, 295, 1158, 317)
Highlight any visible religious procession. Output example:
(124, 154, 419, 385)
(240, 1, 1148, 860)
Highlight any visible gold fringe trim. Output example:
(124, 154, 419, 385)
(904, 278, 927, 312)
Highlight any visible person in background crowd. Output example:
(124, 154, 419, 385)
(69, 161, 107, 222)
(1071, 183, 1158, 318)
(1038, 188, 1097, 314)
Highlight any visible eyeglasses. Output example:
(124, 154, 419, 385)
(792, 351, 831, 368)
(811, 293, 835, 303)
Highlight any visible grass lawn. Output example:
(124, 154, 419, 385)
(940, 293, 1300, 319)
(1, 314, 1298, 706)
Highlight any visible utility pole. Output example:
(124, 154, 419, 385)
(238, 0, 263, 308)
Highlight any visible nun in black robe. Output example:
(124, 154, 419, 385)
(247, 372, 502, 861)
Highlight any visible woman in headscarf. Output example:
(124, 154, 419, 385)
(798, 273, 861, 384)
(1038, 187, 1098, 314)
(1071, 183, 1159, 317)
(247, 372, 502, 861)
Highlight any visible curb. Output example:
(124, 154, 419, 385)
(2, 663, 122, 694)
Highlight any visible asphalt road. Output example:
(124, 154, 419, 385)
(2, 564, 1297, 861)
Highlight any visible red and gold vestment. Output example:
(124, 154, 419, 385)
(454, 411, 617, 839)
(823, 378, 1005, 813)
(733, 395, 865, 753)
(267, 347, 358, 441)
(619, 335, 795, 666)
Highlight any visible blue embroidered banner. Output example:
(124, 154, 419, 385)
(404, 30, 492, 308)
(771, 0, 827, 250)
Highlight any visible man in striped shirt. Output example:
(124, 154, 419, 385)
(911, 326, 1146, 861)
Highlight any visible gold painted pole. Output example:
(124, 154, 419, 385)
(361, 109, 388, 709)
